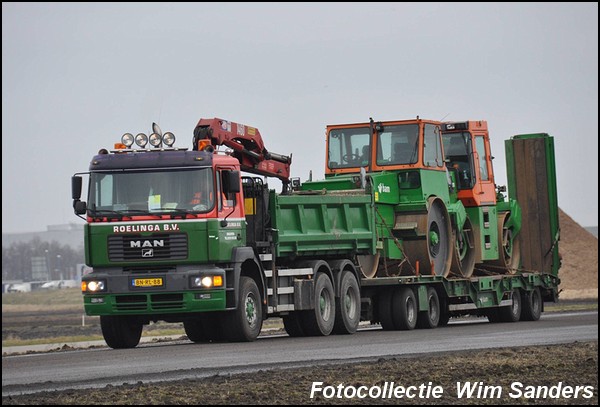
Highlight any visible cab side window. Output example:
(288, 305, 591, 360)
(423, 124, 443, 167)
(475, 136, 489, 181)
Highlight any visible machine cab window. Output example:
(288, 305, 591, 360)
(442, 132, 475, 189)
(376, 124, 419, 166)
(327, 127, 371, 169)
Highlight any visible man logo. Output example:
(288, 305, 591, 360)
(130, 240, 165, 248)
(142, 249, 154, 257)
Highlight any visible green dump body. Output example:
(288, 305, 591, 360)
(270, 190, 376, 258)
(505, 133, 560, 276)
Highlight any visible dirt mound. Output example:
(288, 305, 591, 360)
(557, 209, 598, 299)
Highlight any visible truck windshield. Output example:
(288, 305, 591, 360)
(88, 168, 214, 215)
(328, 127, 370, 169)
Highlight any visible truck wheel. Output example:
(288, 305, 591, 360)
(333, 271, 361, 334)
(497, 290, 522, 322)
(416, 287, 440, 329)
(225, 277, 263, 342)
(100, 315, 143, 349)
(377, 289, 395, 330)
(301, 273, 335, 336)
(184, 318, 208, 343)
(392, 286, 418, 330)
(184, 315, 225, 342)
(521, 287, 542, 321)
(283, 313, 305, 337)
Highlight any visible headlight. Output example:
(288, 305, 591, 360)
(121, 133, 134, 147)
(191, 275, 223, 288)
(82, 280, 106, 292)
(135, 133, 148, 147)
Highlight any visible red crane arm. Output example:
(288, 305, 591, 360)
(193, 118, 291, 182)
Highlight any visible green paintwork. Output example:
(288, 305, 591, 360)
(370, 172, 401, 205)
(83, 289, 226, 315)
(394, 169, 451, 209)
(302, 174, 360, 191)
(498, 198, 522, 236)
(271, 190, 376, 257)
(447, 200, 468, 230)
(85, 219, 244, 268)
(466, 206, 499, 261)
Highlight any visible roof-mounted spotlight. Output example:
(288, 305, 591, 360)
(135, 133, 148, 148)
(163, 132, 176, 147)
(149, 133, 162, 147)
(121, 133, 134, 148)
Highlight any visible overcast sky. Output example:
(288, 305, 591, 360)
(2, 3, 598, 234)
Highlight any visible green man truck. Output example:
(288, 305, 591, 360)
(72, 117, 560, 348)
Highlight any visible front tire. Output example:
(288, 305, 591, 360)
(184, 318, 208, 343)
(100, 315, 143, 349)
(225, 276, 263, 342)
(184, 314, 225, 343)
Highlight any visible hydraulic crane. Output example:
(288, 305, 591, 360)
(193, 118, 292, 185)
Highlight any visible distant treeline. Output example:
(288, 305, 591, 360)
(2, 237, 84, 282)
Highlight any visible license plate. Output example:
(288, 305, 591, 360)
(132, 278, 163, 287)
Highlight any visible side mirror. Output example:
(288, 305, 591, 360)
(72, 176, 83, 200)
(222, 170, 241, 194)
(74, 200, 87, 215)
(72, 175, 87, 215)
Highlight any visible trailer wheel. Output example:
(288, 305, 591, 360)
(283, 313, 305, 337)
(392, 286, 418, 330)
(521, 287, 542, 321)
(438, 293, 450, 327)
(301, 273, 335, 336)
(416, 287, 440, 329)
(493, 290, 522, 322)
(100, 315, 143, 349)
(225, 277, 263, 342)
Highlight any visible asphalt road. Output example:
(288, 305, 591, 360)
(2, 311, 598, 397)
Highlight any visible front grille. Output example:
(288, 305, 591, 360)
(151, 294, 184, 309)
(114, 293, 185, 311)
(115, 295, 147, 311)
(108, 233, 188, 261)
